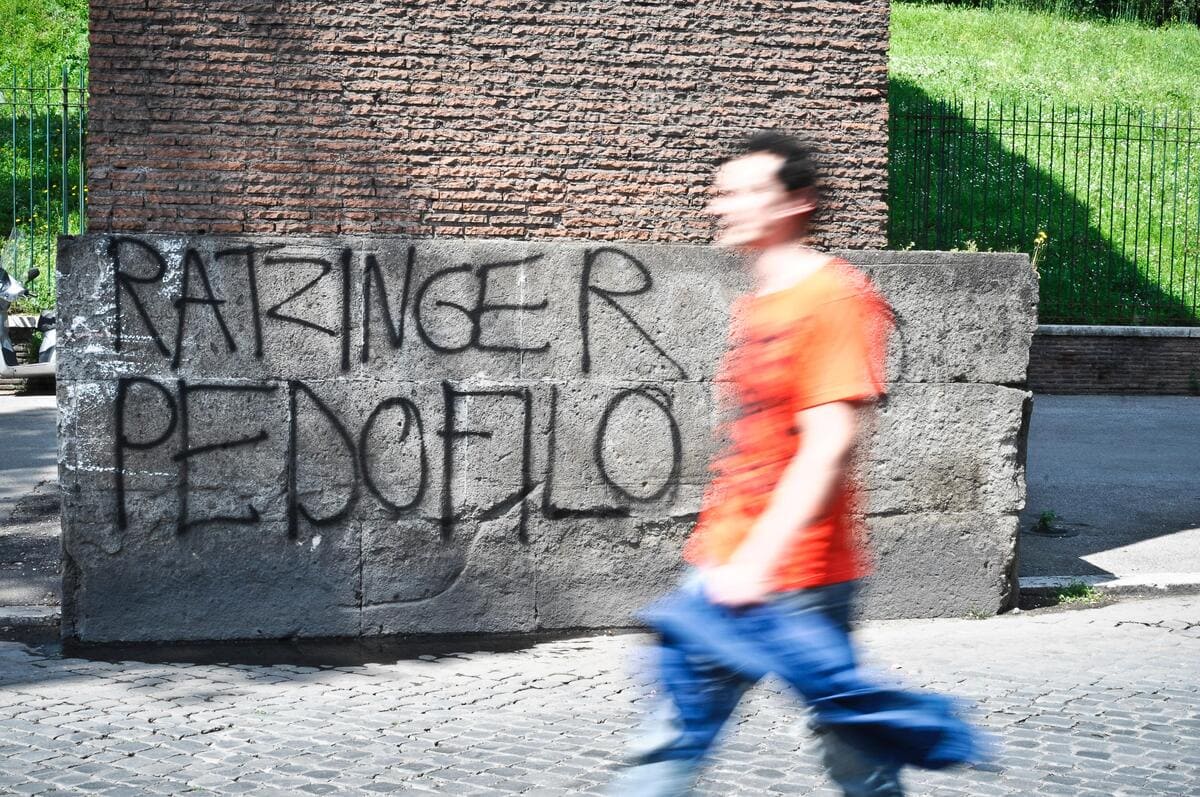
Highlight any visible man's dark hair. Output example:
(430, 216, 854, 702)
(742, 131, 820, 193)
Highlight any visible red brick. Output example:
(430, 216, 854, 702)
(87, 1, 889, 245)
(1029, 333, 1200, 395)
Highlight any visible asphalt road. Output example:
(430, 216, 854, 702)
(0, 395, 58, 517)
(1019, 395, 1200, 579)
(0, 395, 60, 608)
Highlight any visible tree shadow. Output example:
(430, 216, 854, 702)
(889, 78, 1199, 325)
(1016, 395, 1200, 580)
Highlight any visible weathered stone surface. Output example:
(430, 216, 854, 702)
(360, 514, 539, 636)
(62, 508, 362, 642)
(532, 514, 692, 630)
(56, 236, 745, 384)
(843, 251, 1038, 385)
(57, 235, 1036, 642)
(864, 383, 1030, 517)
(858, 513, 1021, 619)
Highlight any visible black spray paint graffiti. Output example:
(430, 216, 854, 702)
(110, 236, 688, 378)
(579, 247, 687, 379)
(113, 377, 685, 539)
(107, 236, 693, 539)
(439, 383, 534, 541)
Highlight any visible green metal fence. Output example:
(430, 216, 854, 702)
(7, 73, 1200, 326)
(2, 64, 88, 313)
(890, 97, 1200, 326)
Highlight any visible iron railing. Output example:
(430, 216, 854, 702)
(6, 76, 1199, 326)
(890, 97, 1200, 325)
(2, 64, 88, 312)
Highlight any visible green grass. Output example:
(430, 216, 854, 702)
(891, 3, 1200, 109)
(1, 1, 88, 314)
(1053, 580, 1103, 605)
(2, 94, 86, 315)
(0, 0, 87, 77)
(897, 1, 1200, 28)
(891, 3, 1200, 324)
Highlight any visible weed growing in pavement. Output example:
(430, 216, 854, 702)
(1034, 510, 1058, 534)
(1053, 581, 1102, 606)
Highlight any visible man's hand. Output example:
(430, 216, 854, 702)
(705, 561, 773, 607)
(705, 401, 863, 608)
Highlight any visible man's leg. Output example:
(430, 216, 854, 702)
(773, 581, 904, 797)
(814, 724, 905, 797)
(609, 636, 753, 797)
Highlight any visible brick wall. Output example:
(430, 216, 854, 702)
(87, 1, 889, 246)
(1029, 329, 1200, 395)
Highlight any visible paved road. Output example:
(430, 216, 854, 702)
(0, 395, 59, 609)
(0, 395, 57, 516)
(1020, 396, 1200, 579)
(0, 594, 1197, 795)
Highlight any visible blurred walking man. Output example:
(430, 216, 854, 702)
(608, 132, 982, 796)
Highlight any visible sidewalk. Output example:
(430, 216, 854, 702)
(0, 395, 58, 515)
(0, 594, 1197, 795)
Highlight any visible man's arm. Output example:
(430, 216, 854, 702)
(706, 399, 861, 606)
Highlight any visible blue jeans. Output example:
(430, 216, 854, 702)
(610, 579, 904, 797)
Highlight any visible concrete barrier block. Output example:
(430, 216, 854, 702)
(859, 512, 1020, 619)
(845, 251, 1037, 385)
(532, 515, 691, 629)
(62, 515, 362, 642)
(361, 516, 537, 635)
(57, 235, 1035, 641)
(865, 383, 1030, 516)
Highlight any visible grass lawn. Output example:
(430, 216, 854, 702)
(891, 3, 1200, 109)
(1, 0, 87, 76)
(1, 0, 88, 313)
(890, 3, 1200, 324)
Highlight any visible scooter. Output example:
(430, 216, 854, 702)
(0, 264, 57, 380)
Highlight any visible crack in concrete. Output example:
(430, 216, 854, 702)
(1115, 619, 1200, 633)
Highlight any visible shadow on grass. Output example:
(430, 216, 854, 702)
(889, 78, 1199, 325)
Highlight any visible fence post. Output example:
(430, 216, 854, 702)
(61, 66, 69, 237)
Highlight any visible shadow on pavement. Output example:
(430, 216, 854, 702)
(1018, 395, 1200, 579)
(56, 628, 638, 668)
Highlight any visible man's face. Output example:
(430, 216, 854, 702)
(707, 152, 812, 249)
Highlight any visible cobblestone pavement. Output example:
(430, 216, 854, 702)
(0, 594, 1197, 796)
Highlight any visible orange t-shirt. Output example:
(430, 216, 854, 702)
(684, 259, 893, 592)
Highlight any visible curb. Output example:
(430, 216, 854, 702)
(1020, 573, 1200, 597)
(0, 606, 60, 648)
(0, 605, 59, 629)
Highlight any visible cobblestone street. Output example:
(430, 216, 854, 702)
(0, 594, 1197, 796)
